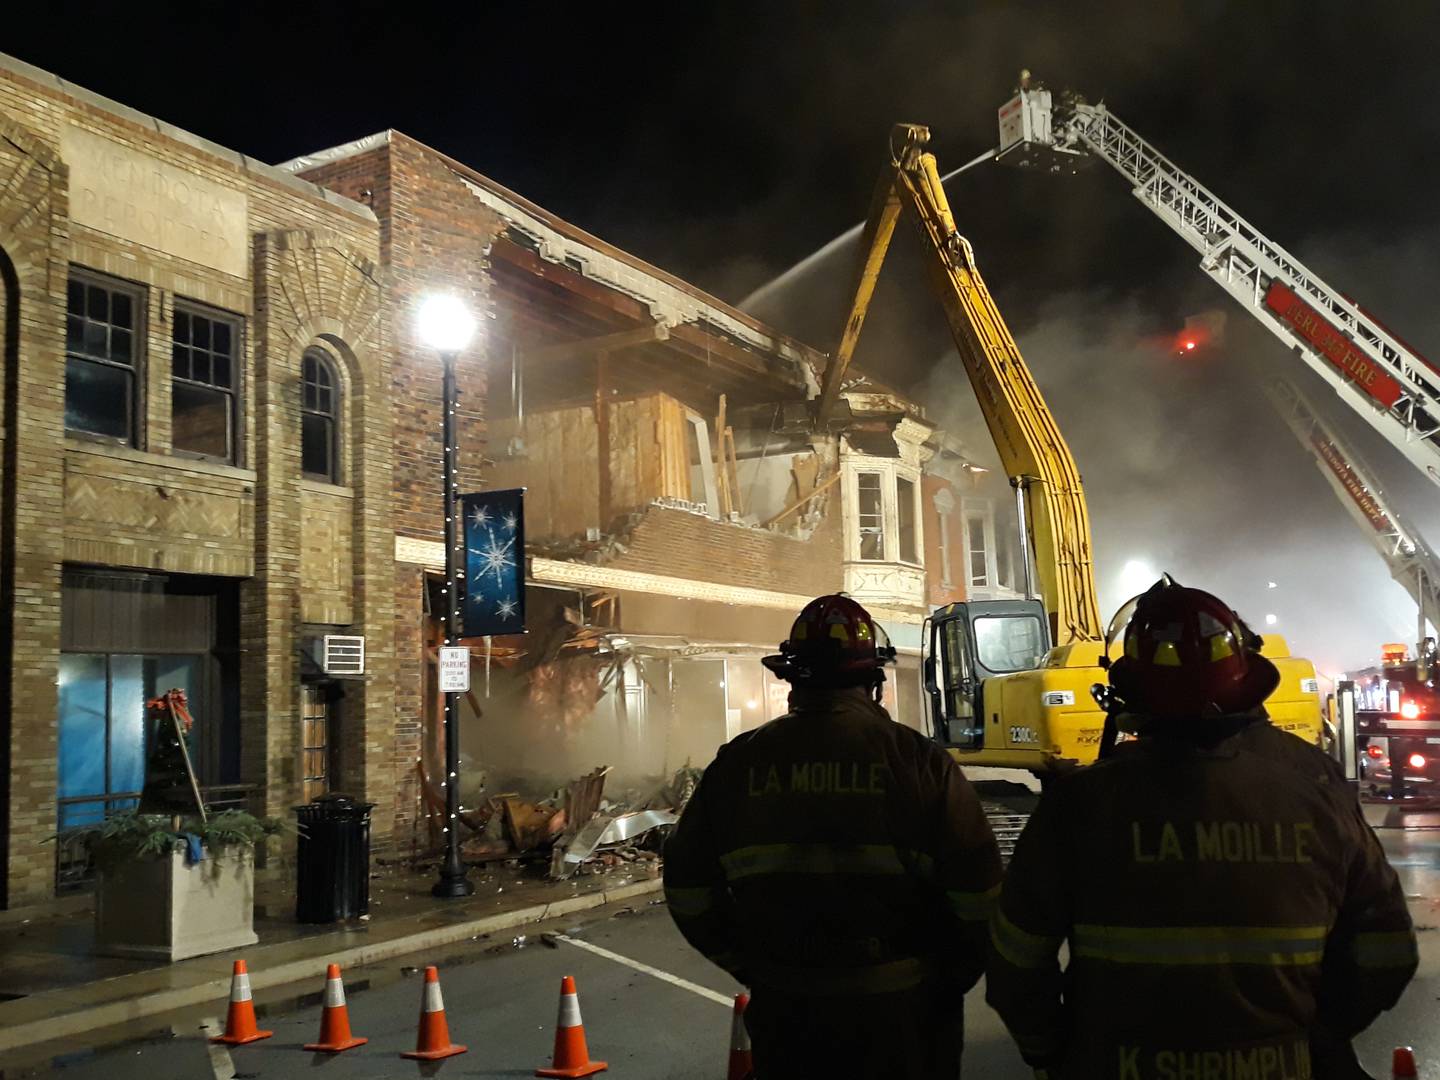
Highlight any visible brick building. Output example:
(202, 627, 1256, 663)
(0, 53, 1025, 908)
(283, 132, 952, 840)
(0, 54, 393, 908)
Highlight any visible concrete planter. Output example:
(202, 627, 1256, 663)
(95, 845, 258, 962)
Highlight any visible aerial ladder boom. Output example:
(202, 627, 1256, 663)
(1265, 376, 1440, 644)
(997, 85, 1440, 490)
(817, 123, 1104, 644)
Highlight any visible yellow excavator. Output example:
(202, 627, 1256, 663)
(817, 125, 1323, 773)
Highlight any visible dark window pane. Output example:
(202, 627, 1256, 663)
(857, 472, 885, 560)
(111, 292, 133, 329)
(83, 320, 106, 357)
(172, 382, 230, 459)
(303, 381, 317, 412)
(897, 477, 917, 563)
(86, 285, 107, 322)
(66, 357, 131, 439)
(192, 351, 211, 385)
(191, 316, 210, 350)
(172, 343, 189, 380)
(174, 309, 190, 344)
(318, 385, 332, 413)
(66, 314, 83, 351)
(211, 352, 230, 389)
(110, 328, 132, 364)
(212, 321, 231, 357)
(67, 278, 84, 314)
(316, 360, 331, 390)
(302, 414, 333, 480)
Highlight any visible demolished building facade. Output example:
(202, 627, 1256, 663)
(0, 51, 1026, 906)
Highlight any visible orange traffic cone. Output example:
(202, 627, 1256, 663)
(400, 965, 467, 1061)
(210, 959, 274, 1045)
(726, 992, 753, 1080)
(303, 963, 367, 1053)
(536, 975, 607, 1077)
(1393, 1047, 1418, 1079)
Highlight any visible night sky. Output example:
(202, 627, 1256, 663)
(11, 3, 1440, 669)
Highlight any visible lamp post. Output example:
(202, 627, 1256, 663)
(418, 294, 477, 899)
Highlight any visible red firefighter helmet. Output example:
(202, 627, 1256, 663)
(763, 594, 896, 685)
(1106, 575, 1279, 718)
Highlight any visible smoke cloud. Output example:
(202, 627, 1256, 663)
(912, 284, 1424, 679)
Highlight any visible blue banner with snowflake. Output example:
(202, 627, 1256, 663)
(461, 488, 526, 637)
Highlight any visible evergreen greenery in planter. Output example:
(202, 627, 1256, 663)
(58, 810, 287, 868)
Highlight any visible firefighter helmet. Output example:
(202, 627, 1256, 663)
(762, 594, 896, 686)
(1106, 574, 1279, 718)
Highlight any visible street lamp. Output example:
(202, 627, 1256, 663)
(418, 294, 477, 899)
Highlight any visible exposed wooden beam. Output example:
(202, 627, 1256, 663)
(596, 350, 612, 528)
(713, 394, 731, 518)
(762, 471, 842, 528)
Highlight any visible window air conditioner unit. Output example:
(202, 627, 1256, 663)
(318, 635, 365, 676)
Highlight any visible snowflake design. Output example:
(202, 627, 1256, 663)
(468, 504, 490, 529)
(501, 513, 518, 532)
(496, 598, 518, 619)
(469, 528, 516, 586)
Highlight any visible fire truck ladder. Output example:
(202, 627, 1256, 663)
(996, 87, 1440, 489)
(1266, 376, 1440, 643)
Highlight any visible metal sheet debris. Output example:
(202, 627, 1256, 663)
(556, 809, 677, 876)
(598, 809, 677, 845)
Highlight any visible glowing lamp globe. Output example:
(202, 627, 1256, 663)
(417, 295, 476, 353)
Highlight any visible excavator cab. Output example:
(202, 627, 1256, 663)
(922, 599, 1051, 748)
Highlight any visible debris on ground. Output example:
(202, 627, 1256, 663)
(502, 797, 567, 851)
(407, 762, 697, 885)
(545, 765, 696, 878)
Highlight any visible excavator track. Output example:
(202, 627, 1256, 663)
(982, 802, 1030, 863)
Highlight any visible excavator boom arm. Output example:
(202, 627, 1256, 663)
(820, 124, 1103, 643)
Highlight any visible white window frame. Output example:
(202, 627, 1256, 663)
(932, 486, 956, 589)
(963, 499, 997, 592)
(855, 469, 888, 561)
(895, 474, 920, 566)
(843, 459, 925, 567)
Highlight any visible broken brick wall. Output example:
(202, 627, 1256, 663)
(607, 505, 843, 597)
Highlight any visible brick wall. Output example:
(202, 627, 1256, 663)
(0, 115, 67, 908)
(923, 473, 966, 607)
(300, 133, 503, 844)
(0, 63, 388, 906)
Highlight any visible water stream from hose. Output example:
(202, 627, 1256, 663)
(739, 146, 998, 310)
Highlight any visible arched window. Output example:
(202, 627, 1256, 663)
(301, 349, 339, 483)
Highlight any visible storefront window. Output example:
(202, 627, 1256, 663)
(56, 653, 201, 829)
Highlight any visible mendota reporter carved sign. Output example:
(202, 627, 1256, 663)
(61, 125, 249, 277)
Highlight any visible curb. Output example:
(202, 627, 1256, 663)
(0, 877, 663, 1055)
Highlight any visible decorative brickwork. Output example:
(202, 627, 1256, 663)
(249, 228, 389, 836)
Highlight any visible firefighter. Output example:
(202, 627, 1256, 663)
(987, 575, 1418, 1080)
(663, 594, 1002, 1078)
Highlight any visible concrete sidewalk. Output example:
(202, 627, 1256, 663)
(0, 861, 662, 1057)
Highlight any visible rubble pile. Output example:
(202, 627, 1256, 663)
(452, 764, 704, 878)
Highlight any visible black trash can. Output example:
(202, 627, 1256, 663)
(294, 794, 374, 923)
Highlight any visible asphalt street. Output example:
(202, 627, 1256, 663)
(3, 829, 1437, 1079)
